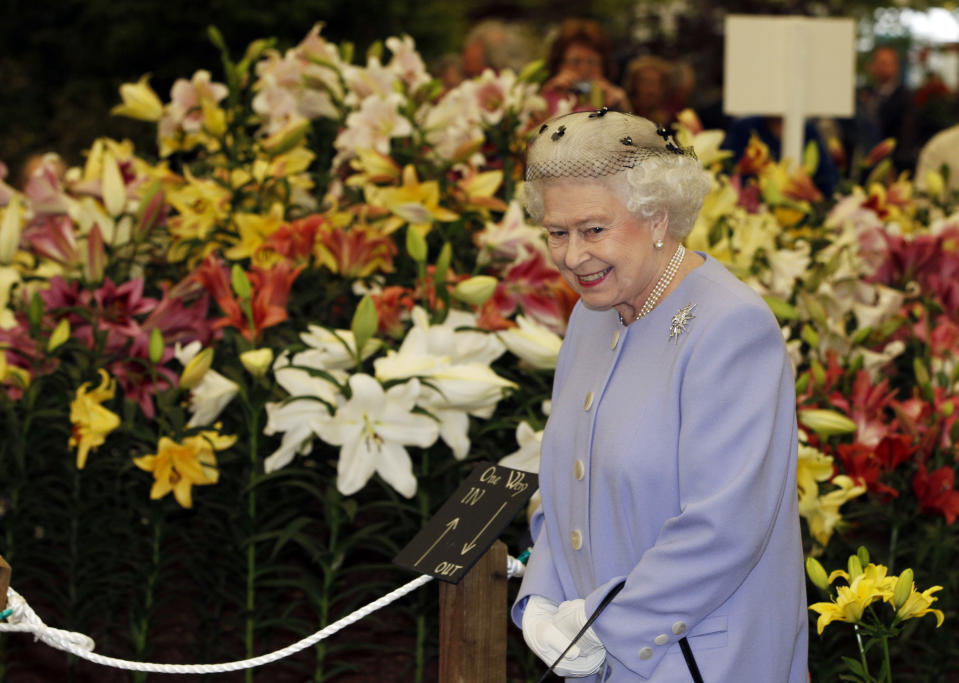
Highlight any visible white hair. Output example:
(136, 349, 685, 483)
(523, 111, 710, 239)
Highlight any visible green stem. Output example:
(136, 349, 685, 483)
(245, 413, 259, 683)
(314, 491, 340, 682)
(854, 624, 872, 682)
(887, 524, 899, 574)
(132, 521, 162, 683)
(414, 452, 431, 683)
(881, 635, 892, 683)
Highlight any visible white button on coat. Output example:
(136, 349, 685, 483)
(584, 391, 594, 410)
(574, 459, 585, 480)
(638, 647, 653, 660)
(672, 621, 687, 635)
(570, 529, 583, 550)
(654, 634, 669, 646)
(610, 330, 620, 350)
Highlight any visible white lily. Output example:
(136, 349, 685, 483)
(299, 325, 380, 370)
(173, 342, 240, 428)
(498, 315, 563, 370)
(262, 353, 345, 473)
(315, 374, 438, 498)
(498, 421, 544, 473)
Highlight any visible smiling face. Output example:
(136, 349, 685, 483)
(542, 179, 665, 318)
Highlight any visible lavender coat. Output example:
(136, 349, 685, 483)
(512, 255, 808, 682)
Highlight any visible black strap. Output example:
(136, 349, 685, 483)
(679, 636, 705, 683)
(538, 582, 625, 682)
(537, 579, 705, 683)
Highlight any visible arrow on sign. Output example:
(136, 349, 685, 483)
(415, 517, 459, 567)
(461, 502, 508, 555)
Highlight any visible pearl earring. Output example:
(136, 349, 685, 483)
(654, 239, 664, 250)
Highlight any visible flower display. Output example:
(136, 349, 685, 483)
(1, 23, 958, 681)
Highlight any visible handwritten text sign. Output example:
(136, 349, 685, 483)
(394, 463, 537, 584)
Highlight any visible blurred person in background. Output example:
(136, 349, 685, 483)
(462, 19, 538, 79)
(542, 19, 630, 114)
(624, 56, 672, 125)
(856, 46, 916, 173)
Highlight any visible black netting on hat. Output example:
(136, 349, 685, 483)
(525, 148, 689, 181)
(525, 110, 698, 182)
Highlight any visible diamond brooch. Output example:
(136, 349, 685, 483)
(668, 303, 696, 341)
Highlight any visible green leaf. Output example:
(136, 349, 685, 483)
(763, 295, 799, 320)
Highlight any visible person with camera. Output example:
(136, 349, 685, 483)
(542, 19, 630, 114)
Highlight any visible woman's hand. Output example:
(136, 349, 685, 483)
(522, 595, 606, 677)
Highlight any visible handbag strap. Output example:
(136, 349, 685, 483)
(538, 580, 706, 683)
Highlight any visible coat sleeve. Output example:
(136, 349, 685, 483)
(585, 302, 798, 678)
(510, 506, 567, 627)
(510, 303, 584, 627)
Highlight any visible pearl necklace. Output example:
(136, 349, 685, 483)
(619, 244, 686, 325)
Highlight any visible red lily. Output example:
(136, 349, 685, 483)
(913, 463, 959, 524)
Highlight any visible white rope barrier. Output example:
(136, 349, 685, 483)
(0, 555, 527, 674)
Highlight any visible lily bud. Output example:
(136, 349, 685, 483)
(805, 557, 830, 592)
(0, 197, 24, 265)
(925, 170, 945, 199)
(111, 75, 164, 122)
(351, 295, 379, 360)
(406, 225, 427, 263)
(810, 358, 827, 388)
(857, 546, 870, 567)
(676, 108, 703, 135)
(452, 276, 498, 306)
(240, 348, 274, 377)
(231, 264, 252, 299)
(180, 347, 214, 390)
(798, 409, 857, 437)
(864, 138, 896, 167)
(149, 328, 165, 364)
(48, 319, 71, 352)
(847, 555, 863, 580)
(135, 180, 165, 240)
(101, 152, 127, 217)
(28, 292, 44, 328)
(261, 118, 311, 155)
(893, 568, 914, 609)
(84, 223, 106, 283)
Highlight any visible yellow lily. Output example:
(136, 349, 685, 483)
(166, 169, 233, 261)
(895, 583, 945, 627)
(133, 428, 236, 508)
(367, 165, 458, 235)
(224, 203, 287, 264)
(809, 570, 889, 634)
(68, 369, 121, 469)
(0, 353, 31, 391)
(801, 473, 866, 548)
(453, 169, 507, 214)
(111, 75, 164, 122)
(345, 148, 402, 187)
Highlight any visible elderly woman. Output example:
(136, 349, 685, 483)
(512, 110, 808, 681)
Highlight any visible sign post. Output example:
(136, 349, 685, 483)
(394, 462, 538, 683)
(0, 554, 10, 611)
(724, 15, 856, 167)
(438, 540, 508, 682)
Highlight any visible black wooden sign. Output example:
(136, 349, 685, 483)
(394, 462, 538, 584)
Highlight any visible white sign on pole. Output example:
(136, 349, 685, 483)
(724, 15, 856, 167)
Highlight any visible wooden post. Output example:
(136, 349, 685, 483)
(438, 540, 508, 682)
(0, 554, 10, 611)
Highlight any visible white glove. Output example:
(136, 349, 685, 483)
(550, 599, 606, 677)
(522, 595, 606, 678)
